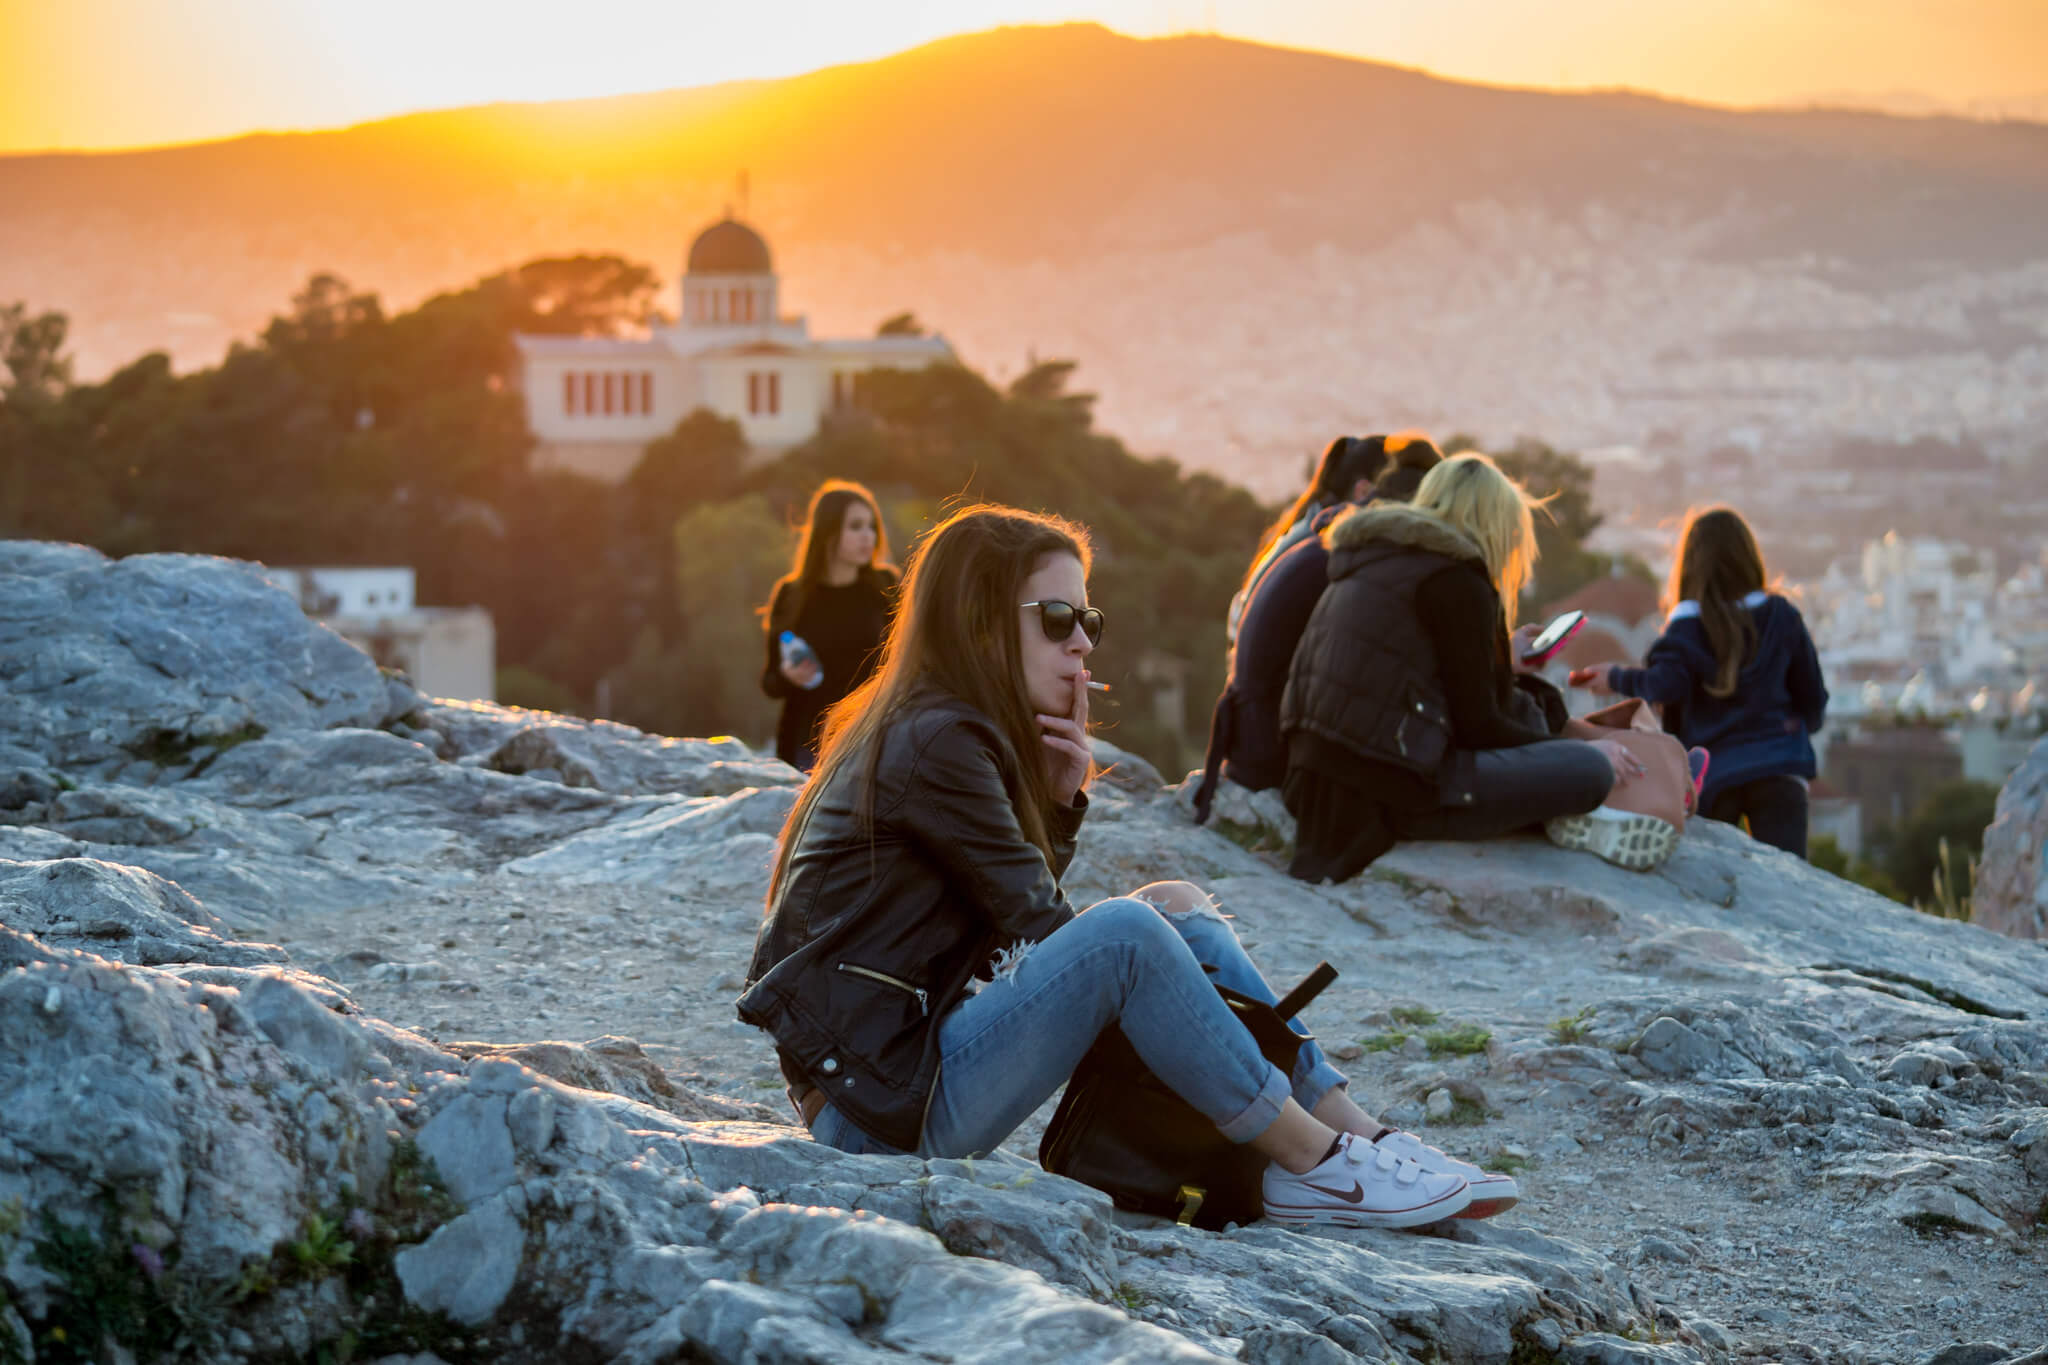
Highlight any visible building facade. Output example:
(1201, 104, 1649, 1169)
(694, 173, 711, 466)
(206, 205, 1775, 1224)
(515, 218, 956, 482)
(270, 567, 496, 703)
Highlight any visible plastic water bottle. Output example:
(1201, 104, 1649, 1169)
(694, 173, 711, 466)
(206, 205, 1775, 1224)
(778, 631, 824, 689)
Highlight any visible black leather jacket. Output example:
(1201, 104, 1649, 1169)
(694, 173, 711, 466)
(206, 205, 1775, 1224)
(737, 685, 1084, 1151)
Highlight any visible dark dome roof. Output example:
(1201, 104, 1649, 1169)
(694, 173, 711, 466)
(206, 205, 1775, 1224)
(687, 218, 772, 275)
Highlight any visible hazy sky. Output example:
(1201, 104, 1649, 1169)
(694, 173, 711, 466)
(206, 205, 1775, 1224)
(3, 0, 2045, 154)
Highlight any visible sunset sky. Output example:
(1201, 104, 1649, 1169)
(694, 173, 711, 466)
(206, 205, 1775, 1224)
(3, 0, 2045, 154)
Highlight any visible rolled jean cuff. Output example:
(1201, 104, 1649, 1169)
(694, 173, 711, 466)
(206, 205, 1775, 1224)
(1214, 1060, 1293, 1144)
(1293, 1059, 1348, 1116)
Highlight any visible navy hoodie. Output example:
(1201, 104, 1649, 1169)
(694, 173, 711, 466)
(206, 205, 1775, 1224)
(1607, 592, 1828, 807)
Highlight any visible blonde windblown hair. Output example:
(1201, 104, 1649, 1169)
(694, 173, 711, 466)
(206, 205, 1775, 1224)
(1407, 453, 1544, 625)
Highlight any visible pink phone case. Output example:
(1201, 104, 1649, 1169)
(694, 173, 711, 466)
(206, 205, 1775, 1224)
(1523, 615, 1585, 665)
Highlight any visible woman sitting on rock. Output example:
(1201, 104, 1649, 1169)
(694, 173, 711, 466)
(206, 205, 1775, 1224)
(1281, 453, 1655, 882)
(739, 503, 1517, 1228)
(1226, 433, 1396, 646)
(1573, 506, 1828, 856)
(760, 479, 900, 772)
(1193, 437, 1443, 821)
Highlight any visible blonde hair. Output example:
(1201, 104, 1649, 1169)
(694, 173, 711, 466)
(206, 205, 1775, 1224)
(1409, 453, 1543, 625)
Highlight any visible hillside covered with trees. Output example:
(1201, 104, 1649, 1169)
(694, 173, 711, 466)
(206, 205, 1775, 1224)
(1, 255, 1614, 774)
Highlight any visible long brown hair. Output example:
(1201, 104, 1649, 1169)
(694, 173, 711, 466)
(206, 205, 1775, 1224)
(1667, 506, 1771, 698)
(764, 479, 891, 627)
(765, 503, 1094, 908)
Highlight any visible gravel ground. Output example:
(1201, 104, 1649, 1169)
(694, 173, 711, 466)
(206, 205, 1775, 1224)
(269, 870, 2048, 1364)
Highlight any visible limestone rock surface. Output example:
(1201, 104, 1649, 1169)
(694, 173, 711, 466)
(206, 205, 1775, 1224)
(5, 544, 2048, 1365)
(1977, 732, 2048, 941)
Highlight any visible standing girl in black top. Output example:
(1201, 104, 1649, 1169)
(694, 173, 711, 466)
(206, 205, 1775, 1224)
(1575, 506, 1828, 856)
(760, 479, 899, 771)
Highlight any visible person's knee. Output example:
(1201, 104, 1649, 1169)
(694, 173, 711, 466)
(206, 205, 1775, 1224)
(1081, 895, 1185, 948)
(1573, 744, 1617, 808)
(1129, 879, 1222, 920)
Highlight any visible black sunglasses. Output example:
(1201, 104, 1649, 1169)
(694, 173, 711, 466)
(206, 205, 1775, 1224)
(1022, 599, 1105, 646)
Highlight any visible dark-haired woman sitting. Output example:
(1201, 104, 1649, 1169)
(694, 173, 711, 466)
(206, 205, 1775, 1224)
(740, 502, 1520, 1227)
(1194, 438, 1443, 822)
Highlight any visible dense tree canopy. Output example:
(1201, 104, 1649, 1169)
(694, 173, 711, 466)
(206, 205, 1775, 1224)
(2, 257, 1617, 775)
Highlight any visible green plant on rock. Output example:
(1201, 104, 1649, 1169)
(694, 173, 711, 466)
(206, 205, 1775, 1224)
(1390, 1006, 1440, 1027)
(1487, 1149, 1532, 1176)
(1108, 1282, 1152, 1314)
(1361, 1031, 1409, 1053)
(1424, 1025, 1492, 1058)
(26, 1203, 208, 1362)
(288, 1213, 356, 1278)
(1548, 1007, 1595, 1045)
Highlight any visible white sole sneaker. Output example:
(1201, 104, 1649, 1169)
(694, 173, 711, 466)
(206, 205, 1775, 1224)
(1372, 1131, 1520, 1219)
(1545, 806, 1678, 871)
(1263, 1133, 1475, 1229)
(1455, 1174, 1520, 1219)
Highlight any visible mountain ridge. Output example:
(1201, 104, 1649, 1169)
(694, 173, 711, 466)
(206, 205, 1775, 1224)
(4, 21, 2043, 484)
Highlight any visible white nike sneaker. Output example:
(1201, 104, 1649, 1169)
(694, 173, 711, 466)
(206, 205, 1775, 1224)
(1262, 1132, 1473, 1229)
(1545, 805, 1679, 871)
(1373, 1130, 1521, 1218)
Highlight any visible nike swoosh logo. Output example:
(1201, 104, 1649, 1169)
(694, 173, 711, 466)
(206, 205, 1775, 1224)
(1302, 1181, 1365, 1203)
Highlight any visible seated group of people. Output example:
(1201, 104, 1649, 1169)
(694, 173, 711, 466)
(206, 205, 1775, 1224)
(1197, 433, 1828, 876)
(740, 442, 1827, 1231)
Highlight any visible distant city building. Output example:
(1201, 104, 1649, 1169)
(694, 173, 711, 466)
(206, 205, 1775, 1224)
(269, 567, 495, 702)
(515, 217, 957, 482)
(1821, 725, 1963, 835)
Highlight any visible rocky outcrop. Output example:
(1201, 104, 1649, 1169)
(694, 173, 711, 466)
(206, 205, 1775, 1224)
(4, 543, 2048, 1365)
(1977, 732, 2048, 941)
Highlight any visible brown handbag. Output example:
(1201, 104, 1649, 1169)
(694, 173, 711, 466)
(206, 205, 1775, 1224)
(1562, 698, 1690, 831)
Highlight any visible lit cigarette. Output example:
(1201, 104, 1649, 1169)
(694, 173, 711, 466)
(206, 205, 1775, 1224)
(1086, 680, 1111, 692)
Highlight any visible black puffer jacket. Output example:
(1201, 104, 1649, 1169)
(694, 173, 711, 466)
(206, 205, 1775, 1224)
(1282, 503, 1563, 809)
(737, 685, 1083, 1151)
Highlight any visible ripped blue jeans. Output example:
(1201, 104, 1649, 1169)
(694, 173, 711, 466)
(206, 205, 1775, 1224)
(808, 888, 1349, 1159)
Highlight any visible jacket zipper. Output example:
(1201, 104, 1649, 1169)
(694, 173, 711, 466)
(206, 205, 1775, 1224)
(836, 962, 929, 1016)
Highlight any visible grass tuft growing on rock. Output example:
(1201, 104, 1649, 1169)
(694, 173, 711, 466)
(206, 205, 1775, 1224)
(1548, 1007, 1595, 1045)
(1361, 1031, 1409, 1053)
(1390, 1006, 1440, 1027)
(1424, 1026, 1492, 1058)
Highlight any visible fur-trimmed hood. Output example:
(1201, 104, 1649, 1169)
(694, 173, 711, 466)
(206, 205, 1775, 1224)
(1322, 502, 1485, 572)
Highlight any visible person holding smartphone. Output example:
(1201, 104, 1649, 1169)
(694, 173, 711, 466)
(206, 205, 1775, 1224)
(1281, 454, 1655, 882)
(1573, 506, 1827, 856)
(760, 479, 899, 771)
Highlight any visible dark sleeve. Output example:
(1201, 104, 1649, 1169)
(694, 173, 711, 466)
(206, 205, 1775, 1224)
(1785, 606, 1829, 735)
(1049, 790, 1088, 878)
(1418, 567, 1553, 750)
(900, 719, 1076, 945)
(760, 582, 795, 700)
(1512, 674, 1570, 734)
(1609, 627, 1704, 706)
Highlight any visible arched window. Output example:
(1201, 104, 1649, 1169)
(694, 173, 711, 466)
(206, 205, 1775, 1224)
(564, 372, 578, 415)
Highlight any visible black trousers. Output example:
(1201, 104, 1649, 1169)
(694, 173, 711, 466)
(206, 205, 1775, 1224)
(1706, 775, 1808, 858)
(1395, 741, 1615, 842)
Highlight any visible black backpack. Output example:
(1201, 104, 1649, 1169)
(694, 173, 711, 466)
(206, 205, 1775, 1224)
(1039, 963, 1336, 1230)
